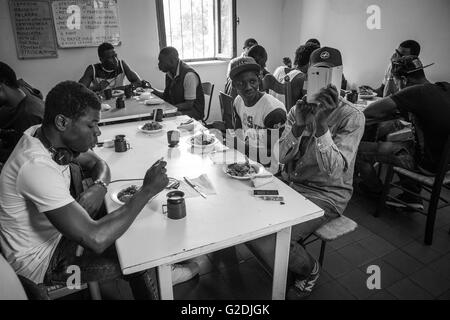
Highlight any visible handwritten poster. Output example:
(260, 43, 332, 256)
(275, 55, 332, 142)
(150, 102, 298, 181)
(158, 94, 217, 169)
(51, 0, 121, 48)
(9, 0, 58, 59)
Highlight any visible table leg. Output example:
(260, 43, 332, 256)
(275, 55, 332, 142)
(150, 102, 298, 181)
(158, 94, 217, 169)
(272, 227, 291, 300)
(157, 264, 173, 300)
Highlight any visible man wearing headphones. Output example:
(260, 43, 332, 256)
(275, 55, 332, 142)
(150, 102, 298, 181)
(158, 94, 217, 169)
(0, 81, 197, 299)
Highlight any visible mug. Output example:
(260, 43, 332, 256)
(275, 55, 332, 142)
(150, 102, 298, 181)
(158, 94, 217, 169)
(346, 90, 358, 104)
(124, 85, 133, 99)
(155, 108, 164, 122)
(162, 191, 186, 220)
(116, 97, 125, 109)
(104, 88, 112, 100)
(114, 135, 130, 152)
(167, 130, 180, 147)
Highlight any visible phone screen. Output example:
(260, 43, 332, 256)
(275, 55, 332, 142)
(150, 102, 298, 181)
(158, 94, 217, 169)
(306, 66, 343, 103)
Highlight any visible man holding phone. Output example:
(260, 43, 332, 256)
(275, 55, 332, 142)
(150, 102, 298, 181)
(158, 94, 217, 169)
(248, 47, 365, 299)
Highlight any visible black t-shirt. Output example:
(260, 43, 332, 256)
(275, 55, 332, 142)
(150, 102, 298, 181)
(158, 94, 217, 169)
(391, 82, 450, 171)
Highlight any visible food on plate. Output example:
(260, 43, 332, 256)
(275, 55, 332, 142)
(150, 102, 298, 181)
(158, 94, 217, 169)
(358, 87, 375, 96)
(142, 122, 162, 131)
(226, 163, 257, 177)
(117, 185, 139, 203)
(112, 89, 124, 96)
(134, 87, 145, 94)
(190, 133, 215, 146)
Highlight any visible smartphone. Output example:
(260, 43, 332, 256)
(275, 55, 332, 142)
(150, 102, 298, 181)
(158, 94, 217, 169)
(306, 65, 343, 103)
(253, 190, 279, 196)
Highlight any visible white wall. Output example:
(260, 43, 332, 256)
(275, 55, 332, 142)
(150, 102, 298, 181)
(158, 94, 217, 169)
(281, 0, 450, 87)
(0, 0, 284, 122)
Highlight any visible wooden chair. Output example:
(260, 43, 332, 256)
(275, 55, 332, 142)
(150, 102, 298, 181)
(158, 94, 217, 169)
(262, 74, 293, 111)
(218, 91, 235, 129)
(375, 135, 450, 245)
(202, 82, 215, 125)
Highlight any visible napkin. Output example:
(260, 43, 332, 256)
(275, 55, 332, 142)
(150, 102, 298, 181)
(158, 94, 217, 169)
(178, 174, 217, 198)
(209, 149, 247, 164)
(251, 167, 275, 188)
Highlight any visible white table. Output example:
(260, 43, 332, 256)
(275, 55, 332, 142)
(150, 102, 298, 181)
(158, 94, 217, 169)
(95, 116, 323, 300)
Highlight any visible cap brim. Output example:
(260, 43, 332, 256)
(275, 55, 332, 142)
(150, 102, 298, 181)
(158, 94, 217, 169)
(229, 64, 260, 80)
(311, 61, 341, 68)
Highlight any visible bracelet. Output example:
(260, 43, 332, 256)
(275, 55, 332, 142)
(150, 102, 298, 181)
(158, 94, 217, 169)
(93, 179, 108, 191)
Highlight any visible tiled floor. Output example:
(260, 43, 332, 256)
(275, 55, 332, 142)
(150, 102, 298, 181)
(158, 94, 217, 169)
(92, 191, 450, 300)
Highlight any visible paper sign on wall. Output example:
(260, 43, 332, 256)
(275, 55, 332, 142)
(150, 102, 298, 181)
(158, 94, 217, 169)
(51, 0, 121, 48)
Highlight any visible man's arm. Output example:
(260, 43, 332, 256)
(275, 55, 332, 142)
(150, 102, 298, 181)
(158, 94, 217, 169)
(121, 60, 141, 86)
(276, 106, 305, 164)
(363, 97, 398, 123)
(79, 66, 94, 90)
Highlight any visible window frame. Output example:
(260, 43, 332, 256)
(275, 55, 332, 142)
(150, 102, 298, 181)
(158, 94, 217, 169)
(155, 0, 237, 62)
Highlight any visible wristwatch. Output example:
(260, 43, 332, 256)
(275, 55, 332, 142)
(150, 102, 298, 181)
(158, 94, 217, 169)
(93, 179, 108, 191)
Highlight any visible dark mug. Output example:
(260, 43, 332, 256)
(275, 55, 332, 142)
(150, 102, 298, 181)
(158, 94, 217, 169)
(124, 85, 133, 99)
(167, 130, 180, 147)
(116, 97, 125, 109)
(346, 90, 358, 104)
(155, 108, 164, 122)
(162, 191, 186, 220)
(104, 88, 112, 100)
(114, 135, 130, 152)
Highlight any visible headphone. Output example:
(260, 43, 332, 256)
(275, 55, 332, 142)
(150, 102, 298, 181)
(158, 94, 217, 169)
(35, 128, 75, 166)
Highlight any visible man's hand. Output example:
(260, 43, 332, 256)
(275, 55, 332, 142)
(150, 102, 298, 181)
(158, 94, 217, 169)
(78, 184, 107, 216)
(294, 97, 316, 126)
(314, 85, 339, 136)
(142, 160, 169, 194)
(96, 80, 111, 92)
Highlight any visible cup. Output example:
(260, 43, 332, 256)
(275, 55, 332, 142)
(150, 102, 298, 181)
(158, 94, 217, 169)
(346, 90, 358, 104)
(116, 97, 125, 109)
(162, 191, 186, 220)
(124, 85, 133, 99)
(154, 108, 164, 122)
(167, 130, 180, 147)
(104, 88, 112, 100)
(114, 135, 130, 152)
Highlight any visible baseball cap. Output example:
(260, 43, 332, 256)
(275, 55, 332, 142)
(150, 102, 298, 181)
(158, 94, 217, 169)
(391, 55, 434, 76)
(228, 56, 261, 80)
(310, 47, 342, 68)
(243, 38, 258, 49)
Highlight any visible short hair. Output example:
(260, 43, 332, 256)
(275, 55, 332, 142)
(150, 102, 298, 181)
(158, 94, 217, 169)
(243, 38, 258, 49)
(43, 81, 101, 126)
(282, 57, 292, 66)
(294, 42, 320, 67)
(0, 61, 19, 88)
(306, 38, 321, 47)
(399, 40, 421, 56)
(159, 46, 179, 59)
(98, 42, 115, 59)
(247, 45, 267, 66)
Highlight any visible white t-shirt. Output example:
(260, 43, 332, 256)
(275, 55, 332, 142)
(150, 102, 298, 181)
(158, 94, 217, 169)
(234, 93, 286, 148)
(0, 125, 74, 284)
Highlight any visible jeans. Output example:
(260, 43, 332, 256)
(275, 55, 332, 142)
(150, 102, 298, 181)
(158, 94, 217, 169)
(247, 197, 339, 281)
(44, 237, 159, 300)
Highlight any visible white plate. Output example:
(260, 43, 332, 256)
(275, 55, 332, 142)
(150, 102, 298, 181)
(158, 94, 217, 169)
(112, 89, 124, 97)
(188, 136, 219, 149)
(138, 123, 164, 134)
(223, 162, 264, 180)
(145, 98, 164, 105)
(110, 183, 141, 205)
(359, 92, 377, 99)
(101, 103, 111, 111)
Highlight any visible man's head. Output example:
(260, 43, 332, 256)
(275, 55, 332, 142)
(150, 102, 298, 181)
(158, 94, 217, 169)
(309, 47, 342, 68)
(392, 40, 421, 61)
(98, 42, 119, 71)
(43, 81, 101, 153)
(158, 47, 179, 73)
(0, 61, 20, 105)
(294, 42, 320, 69)
(229, 56, 261, 104)
(283, 57, 292, 68)
(242, 38, 258, 55)
(391, 56, 431, 90)
(247, 45, 268, 69)
(306, 38, 321, 47)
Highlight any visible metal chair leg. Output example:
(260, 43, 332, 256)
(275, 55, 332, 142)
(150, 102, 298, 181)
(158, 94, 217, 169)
(318, 241, 326, 266)
(424, 187, 441, 245)
(88, 281, 102, 300)
(375, 165, 394, 217)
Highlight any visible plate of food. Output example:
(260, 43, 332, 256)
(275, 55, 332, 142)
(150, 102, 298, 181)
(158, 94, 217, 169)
(110, 184, 140, 205)
(138, 122, 163, 134)
(188, 133, 218, 149)
(358, 88, 377, 99)
(112, 89, 124, 97)
(223, 162, 264, 180)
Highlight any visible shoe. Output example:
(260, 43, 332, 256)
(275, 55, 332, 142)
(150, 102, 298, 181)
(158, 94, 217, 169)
(171, 262, 200, 286)
(286, 260, 320, 300)
(386, 193, 424, 210)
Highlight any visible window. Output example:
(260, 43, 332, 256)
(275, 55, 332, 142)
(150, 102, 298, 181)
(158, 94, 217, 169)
(156, 0, 237, 62)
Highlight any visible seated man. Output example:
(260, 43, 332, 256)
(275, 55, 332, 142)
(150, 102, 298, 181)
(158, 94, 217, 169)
(229, 57, 286, 165)
(357, 56, 449, 208)
(366, 40, 421, 97)
(151, 47, 205, 121)
(0, 81, 199, 299)
(248, 47, 365, 299)
(79, 42, 141, 93)
(0, 62, 44, 163)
